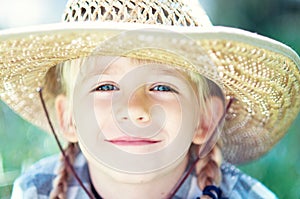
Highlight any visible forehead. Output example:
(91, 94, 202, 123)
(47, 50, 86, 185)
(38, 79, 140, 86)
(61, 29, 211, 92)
(81, 56, 189, 78)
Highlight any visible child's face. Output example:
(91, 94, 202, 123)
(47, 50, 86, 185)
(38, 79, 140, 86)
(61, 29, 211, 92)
(71, 56, 201, 174)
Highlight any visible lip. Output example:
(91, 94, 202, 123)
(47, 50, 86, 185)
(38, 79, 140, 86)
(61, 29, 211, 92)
(104, 136, 162, 146)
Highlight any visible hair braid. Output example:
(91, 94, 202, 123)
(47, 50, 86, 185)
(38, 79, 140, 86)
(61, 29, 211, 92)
(50, 142, 79, 199)
(194, 143, 223, 193)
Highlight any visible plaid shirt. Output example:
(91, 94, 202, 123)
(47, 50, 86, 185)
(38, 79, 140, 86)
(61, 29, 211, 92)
(11, 152, 278, 199)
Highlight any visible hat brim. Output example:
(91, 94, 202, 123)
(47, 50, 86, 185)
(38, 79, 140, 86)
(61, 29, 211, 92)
(1, 22, 299, 164)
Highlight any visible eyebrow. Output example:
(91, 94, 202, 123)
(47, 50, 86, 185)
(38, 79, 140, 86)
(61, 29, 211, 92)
(81, 57, 187, 82)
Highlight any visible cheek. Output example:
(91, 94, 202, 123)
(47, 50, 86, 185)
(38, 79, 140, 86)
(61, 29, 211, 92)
(93, 98, 113, 128)
(165, 101, 181, 121)
(160, 100, 183, 132)
(162, 99, 198, 137)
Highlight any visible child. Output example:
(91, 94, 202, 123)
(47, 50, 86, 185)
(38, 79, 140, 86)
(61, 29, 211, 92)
(1, 0, 299, 198)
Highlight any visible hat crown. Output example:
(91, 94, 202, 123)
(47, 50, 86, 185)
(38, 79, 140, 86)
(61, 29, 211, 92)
(63, 0, 212, 27)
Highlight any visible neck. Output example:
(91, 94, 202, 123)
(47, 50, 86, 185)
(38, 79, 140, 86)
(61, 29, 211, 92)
(88, 155, 189, 199)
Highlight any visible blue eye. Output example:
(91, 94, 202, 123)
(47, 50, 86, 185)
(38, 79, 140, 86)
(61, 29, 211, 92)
(150, 85, 178, 93)
(94, 84, 119, 91)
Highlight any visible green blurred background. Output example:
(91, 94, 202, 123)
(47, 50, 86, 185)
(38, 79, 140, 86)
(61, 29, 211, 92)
(0, 0, 299, 198)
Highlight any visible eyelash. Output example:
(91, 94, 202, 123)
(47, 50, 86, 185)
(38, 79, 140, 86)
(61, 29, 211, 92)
(92, 84, 178, 94)
(150, 85, 178, 94)
(92, 84, 119, 92)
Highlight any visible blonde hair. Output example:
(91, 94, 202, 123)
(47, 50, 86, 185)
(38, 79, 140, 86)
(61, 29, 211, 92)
(185, 70, 224, 192)
(50, 142, 79, 199)
(50, 56, 224, 198)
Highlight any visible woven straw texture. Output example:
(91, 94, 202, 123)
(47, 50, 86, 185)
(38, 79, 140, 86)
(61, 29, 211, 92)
(63, 0, 211, 26)
(0, 0, 300, 164)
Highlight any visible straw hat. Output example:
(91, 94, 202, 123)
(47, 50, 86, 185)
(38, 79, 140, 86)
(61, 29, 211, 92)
(0, 0, 299, 164)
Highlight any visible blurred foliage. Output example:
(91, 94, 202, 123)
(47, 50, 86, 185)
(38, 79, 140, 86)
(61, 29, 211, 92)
(204, 0, 300, 53)
(0, 101, 58, 199)
(0, 0, 300, 198)
(238, 121, 300, 199)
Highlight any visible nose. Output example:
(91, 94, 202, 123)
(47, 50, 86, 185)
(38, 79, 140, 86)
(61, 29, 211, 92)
(117, 87, 151, 125)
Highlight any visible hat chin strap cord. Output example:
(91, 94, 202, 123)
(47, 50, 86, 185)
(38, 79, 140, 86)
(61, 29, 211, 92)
(38, 87, 230, 199)
(38, 87, 95, 199)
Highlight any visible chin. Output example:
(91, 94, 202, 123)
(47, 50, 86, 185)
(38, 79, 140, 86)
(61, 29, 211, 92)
(87, 151, 189, 184)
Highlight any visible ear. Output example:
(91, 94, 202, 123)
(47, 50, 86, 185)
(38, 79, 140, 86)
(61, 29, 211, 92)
(193, 96, 224, 145)
(55, 94, 78, 143)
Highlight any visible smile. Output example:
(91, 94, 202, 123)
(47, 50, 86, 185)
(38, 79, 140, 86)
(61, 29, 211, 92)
(104, 137, 162, 146)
